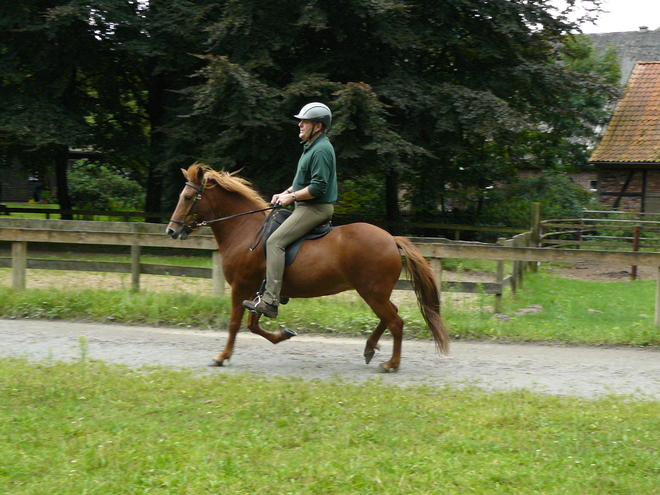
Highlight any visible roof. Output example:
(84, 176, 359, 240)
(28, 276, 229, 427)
(589, 61, 660, 164)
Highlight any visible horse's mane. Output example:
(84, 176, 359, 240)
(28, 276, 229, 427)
(189, 162, 268, 208)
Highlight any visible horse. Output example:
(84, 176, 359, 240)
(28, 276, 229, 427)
(166, 163, 449, 372)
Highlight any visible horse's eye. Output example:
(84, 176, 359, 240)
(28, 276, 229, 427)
(184, 195, 193, 201)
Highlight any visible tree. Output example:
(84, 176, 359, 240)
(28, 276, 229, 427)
(1, 0, 618, 226)
(0, 0, 214, 219)
(185, 0, 617, 223)
(0, 0, 108, 217)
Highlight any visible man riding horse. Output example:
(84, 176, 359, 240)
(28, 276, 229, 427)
(243, 102, 338, 318)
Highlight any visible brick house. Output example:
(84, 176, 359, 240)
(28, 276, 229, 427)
(589, 61, 660, 212)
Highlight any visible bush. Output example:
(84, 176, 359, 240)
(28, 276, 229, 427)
(68, 159, 145, 210)
(334, 174, 385, 218)
(477, 171, 595, 227)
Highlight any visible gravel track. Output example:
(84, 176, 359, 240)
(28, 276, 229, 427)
(2, 319, 660, 399)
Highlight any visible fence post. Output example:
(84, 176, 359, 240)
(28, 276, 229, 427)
(429, 257, 442, 309)
(130, 243, 140, 292)
(530, 202, 541, 273)
(12, 241, 27, 291)
(212, 251, 226, 296)
(632, 225, 640, 280)
(495, 238, 505, 313)
(506, 238, 517, 295)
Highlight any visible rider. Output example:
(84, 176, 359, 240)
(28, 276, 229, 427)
(243, 102, 338, 318)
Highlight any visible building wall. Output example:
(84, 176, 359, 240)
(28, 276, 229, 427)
(0, 169, 43, 203)
(597, 168, 660, 212)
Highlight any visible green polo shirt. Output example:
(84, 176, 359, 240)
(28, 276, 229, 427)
(292, 134, 338, 204)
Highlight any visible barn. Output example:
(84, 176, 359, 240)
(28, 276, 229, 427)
(589, 61, 660, 212)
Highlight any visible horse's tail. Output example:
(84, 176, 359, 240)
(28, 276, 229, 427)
(394, 236, 450, 355)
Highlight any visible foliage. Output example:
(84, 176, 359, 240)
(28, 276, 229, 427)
(67, 160, 145, 211)
(182, 0, 618, 220)
(475, 172, 595, 228)
(0, 0, 215, 214)
(333, 174, 386, 219)
(0, 1, 620, 222)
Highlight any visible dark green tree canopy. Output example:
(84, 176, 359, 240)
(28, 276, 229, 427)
(1, 0, 617, 224)
(187, 0, 617, 219)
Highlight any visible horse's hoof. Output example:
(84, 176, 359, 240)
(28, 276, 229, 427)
(281, 328, 297, 339)
(208, 359, 224, 367)
(378, 363, 398, 373)
(364, 351, 375, 365)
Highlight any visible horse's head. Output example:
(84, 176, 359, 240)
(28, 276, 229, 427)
(166, 164, 209, 240)
(166, 163, 270, 240)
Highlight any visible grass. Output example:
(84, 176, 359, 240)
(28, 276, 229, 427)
(1, 355, 659, 494)
(1, 202, 147, 222)
(2, 259, 660, 493)
(442, 272, 660, 347)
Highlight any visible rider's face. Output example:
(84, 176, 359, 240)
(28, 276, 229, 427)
(298, 119, 318, 141)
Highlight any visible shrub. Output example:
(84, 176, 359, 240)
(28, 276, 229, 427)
(477, 171, 595, 227)
(68, 159, 145, 210)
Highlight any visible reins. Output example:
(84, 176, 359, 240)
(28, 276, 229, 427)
(169, 181, 280, 234)
(198, 204, 280, 227)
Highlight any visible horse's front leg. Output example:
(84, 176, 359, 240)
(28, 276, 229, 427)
(209, 297, 245, 367)
(246, 312, 297, 343)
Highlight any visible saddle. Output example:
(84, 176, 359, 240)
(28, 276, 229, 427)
(257, 208, 333, 267)
(252, 208, 333, 305)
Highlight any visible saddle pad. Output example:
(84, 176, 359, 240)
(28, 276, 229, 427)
(262, 209, 333, 266)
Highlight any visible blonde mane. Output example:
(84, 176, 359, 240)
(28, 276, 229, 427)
(188, 162, 268, 208)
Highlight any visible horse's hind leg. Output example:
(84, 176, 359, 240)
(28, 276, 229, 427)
(364, 303, 399, 365)
(362, 298, 403, 372)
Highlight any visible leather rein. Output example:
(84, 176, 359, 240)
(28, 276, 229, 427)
(169, 181, 279, 235)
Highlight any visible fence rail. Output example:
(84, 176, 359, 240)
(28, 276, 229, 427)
(6, 217, 660, 325)
(0, 218, 521, 310)
(0, 204, 528, 240)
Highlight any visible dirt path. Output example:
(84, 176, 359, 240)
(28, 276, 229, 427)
(2, 319, 659, 399)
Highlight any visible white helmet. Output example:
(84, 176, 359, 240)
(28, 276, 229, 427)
(294, 102, 332, 129)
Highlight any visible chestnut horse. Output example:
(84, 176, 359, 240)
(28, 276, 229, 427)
(166, 163, 449, 372)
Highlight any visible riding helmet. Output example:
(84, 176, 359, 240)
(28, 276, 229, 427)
(294, 102, 332, 129)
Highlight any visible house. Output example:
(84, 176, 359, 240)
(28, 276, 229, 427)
(589, 61, 660, 212)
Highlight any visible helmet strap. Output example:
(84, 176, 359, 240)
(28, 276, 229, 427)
(302, 122, 323, 144)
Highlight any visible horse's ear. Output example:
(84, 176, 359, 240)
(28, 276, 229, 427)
(181, 168, 189, 180)
(196, 166, 205, 184)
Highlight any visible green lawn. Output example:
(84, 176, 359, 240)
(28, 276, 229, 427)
(2, 356, 659, 495)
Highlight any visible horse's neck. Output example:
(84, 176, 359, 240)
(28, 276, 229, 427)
(207, 194, 266, 253)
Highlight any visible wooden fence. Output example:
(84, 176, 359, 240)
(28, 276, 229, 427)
(5, 217, 660, 325)
(0, 218, 226, 295)
(0, 204, 528, 240)
(541, 210, 660, 250)
(0, 218, 522, 308)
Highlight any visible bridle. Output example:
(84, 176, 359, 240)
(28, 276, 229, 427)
(169, 181, 279, 235)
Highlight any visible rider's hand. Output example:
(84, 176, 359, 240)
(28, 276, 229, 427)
(272, 191, 295, 206)
(271, 193, 284, 205)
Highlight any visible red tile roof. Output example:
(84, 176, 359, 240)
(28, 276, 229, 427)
(590, 61, 660, 164)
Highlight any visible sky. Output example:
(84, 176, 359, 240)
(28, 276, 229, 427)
(569, 0, 660, 34)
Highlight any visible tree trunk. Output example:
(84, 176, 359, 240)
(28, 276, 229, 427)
(385, 168, 402, 235)
(54, 145, 73, 220)
(144, 74, 166, 223)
